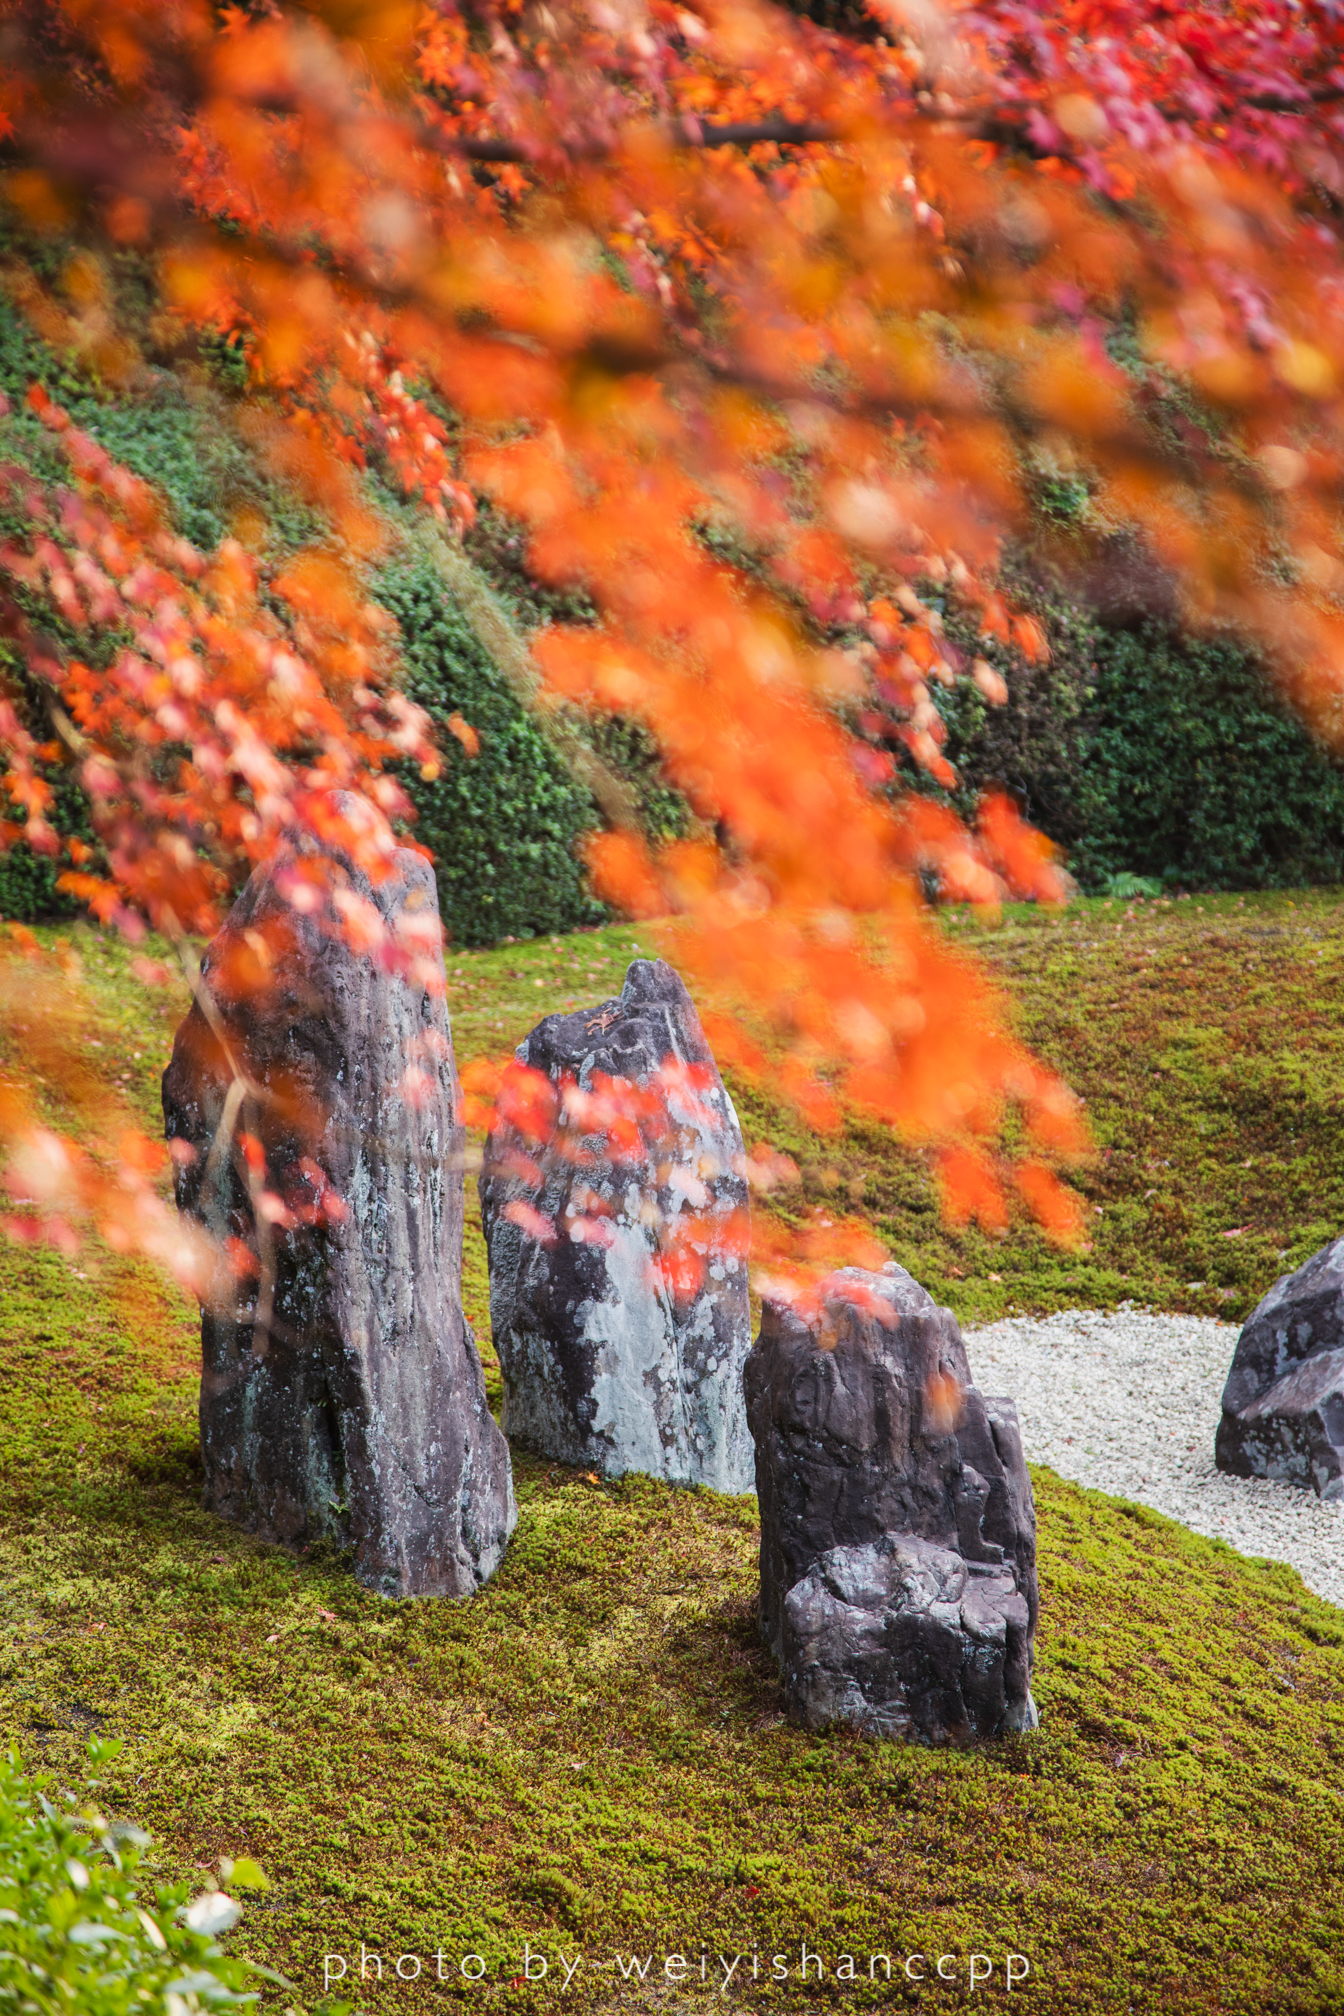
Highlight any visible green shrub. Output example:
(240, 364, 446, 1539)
(377, 553, 606, 947)
(0, 425, 97, 924)
(1077, 623, 1344, 890)
(931, 589, 1344, 893)
(0, 277, 621, 947)
(0, 274, 316, 924)
(0, 251, 318, 556)
(931, 582, 1107, 864)
(0, 1739, 278, 2015)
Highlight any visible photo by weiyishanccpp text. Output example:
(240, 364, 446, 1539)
(321, 1941, 1033, 1995)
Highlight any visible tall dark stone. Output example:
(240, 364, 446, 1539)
(1216, 1237, 1344, 1499)
(479, 958, 753, 1491)
(743, 1264, 1038, 1742)
(162, 823, 515, 1597)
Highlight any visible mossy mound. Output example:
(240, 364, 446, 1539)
(2, 1221, 1342, 2014)
(2, 907, 1344, 2007)
(4, 909, 1344, 2013)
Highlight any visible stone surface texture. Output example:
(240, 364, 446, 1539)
(744, 1264, 1038, 1742)
(1216, 1237, 1344, 1499)
(479, 958, 753, 1491)
(162, 828, 515, 1598)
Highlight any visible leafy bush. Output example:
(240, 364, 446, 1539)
(933, 590, 1344, 893)
(1076, 624, 1344, 890)
(0, 303, 661, 944)
(931, 582, 1107, 865)
(0, 379, 97, 924)
(0, 1740, 278, 2015)
(377, 553, 607, 947)
(0, 650, 94, 925)
(0, 284, 317, 558)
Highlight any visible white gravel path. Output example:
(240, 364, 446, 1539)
(965, 1306, 1344, 1611)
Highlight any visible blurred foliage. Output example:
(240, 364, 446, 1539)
(11, 885, 1344, 1346)
(0, 1742, 276, 2015)
(0, 271, 693, 944)
(0, 650, 94, 926)
(0, 269, 319, 923)
(0, 273, 319, 556)
(4, 236, 1342, 941)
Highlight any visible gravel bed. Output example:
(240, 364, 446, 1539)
(965, 1307, 1344, 1611)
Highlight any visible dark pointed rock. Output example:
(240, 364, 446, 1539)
(743, 1264, 1038, 1742)
(1216, 1237, 1344, 1499)
(162, 824, 515, 1597)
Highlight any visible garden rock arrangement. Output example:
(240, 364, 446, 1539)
(480, 958, 754, 1492)
(1215, 1237, 1344, 1500)
(744, 1264, 1039, 1743)
(966, 1306, 1344, 1609)
(163, 824, 516, 1599)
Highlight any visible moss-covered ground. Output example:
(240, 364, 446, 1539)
(3, 892, 1344, 2012)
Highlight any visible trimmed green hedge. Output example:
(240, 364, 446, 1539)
(0, 654, 92, 923)
(0, 274, 319, 923)
(377, 553, 606, 947)
(1077, 624, 1344, 890)
(932, 597, 1344, 893)
(0, 280, 606, 944)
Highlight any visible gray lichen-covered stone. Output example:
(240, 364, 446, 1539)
(744, 1264, 1038, 1742)
(479, 958, 753, 1491)
(162, 827, 516, 1598)
(1216, 1237, 1344, 1499)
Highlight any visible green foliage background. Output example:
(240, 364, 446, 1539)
(376, 553, 605, 947)
(0, 287, 615, 942)
(933, 585, 1344, 893)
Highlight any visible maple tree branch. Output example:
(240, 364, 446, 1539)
(436, 82, 1344, 172)
(1242, 86, 1344, 114)
(450, 115, 840, 162)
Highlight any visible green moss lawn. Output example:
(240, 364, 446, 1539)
(3, 891, 1344, 2012)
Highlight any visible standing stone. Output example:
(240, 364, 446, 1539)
(162, 825, 516, 1598)
(1216, 1237, 1344, 1499)
(743, 1264, 1038, 1743)
(480, 958, 753, 1491)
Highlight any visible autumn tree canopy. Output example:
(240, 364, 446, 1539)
(2, 0, 1343, 1291)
